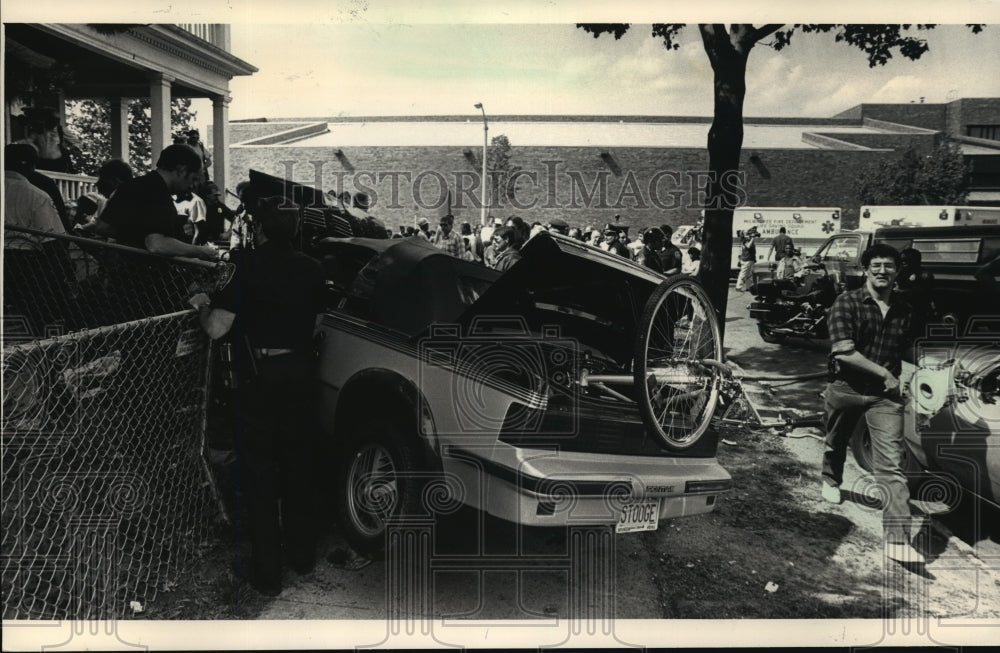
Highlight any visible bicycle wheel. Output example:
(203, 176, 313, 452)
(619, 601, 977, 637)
(634, 277, 722, 450)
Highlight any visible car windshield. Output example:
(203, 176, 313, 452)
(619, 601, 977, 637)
(819, 236, 860, 261)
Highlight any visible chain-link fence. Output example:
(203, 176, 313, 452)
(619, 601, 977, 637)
(2, 226, 232, 619)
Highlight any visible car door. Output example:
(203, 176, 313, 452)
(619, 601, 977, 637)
(814, 233, 868, 291)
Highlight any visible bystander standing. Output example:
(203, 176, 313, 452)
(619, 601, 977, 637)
(821, 243, 922, 564)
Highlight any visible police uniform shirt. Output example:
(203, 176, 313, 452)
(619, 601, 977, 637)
(214, 240, 326, 351)
(101, 171, 186, 249)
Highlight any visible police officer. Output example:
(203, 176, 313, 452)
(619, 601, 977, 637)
(190, 195, 325, 595)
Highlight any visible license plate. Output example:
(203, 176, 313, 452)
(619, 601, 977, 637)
(616, 499, 660, 533)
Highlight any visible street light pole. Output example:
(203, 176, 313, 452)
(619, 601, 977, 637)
(474, 102, 488, 226)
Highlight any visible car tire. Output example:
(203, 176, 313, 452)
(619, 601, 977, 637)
(335, 418, 428, 557)
(849, 420, 922, 475)
(757, 323, 787, 344)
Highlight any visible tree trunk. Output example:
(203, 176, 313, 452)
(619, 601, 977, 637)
(698, 26, 752, 346)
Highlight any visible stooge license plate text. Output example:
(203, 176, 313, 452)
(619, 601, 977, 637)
(616, 499, 660, 533)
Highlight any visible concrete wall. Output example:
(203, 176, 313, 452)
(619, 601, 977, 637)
(813, 131, 939, 152)
(209, 121, 318, 145)
(834, 103, 948, 131)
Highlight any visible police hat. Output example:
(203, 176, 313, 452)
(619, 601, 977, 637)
(548, 218, 569, 234)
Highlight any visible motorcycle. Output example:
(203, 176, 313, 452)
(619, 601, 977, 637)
(748, 259, 841, 344)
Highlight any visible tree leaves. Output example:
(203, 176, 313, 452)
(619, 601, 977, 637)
(854, 142, 969, 205)
(66, 98, 197, 176)
(577, 23, 631, 40)
(486, 134, 522, 208)
(651, 24, 685, 50)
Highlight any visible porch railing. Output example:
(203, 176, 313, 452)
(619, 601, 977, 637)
(39, 170, 97, 203)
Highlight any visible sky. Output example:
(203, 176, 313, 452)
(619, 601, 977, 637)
(6, 1, 1000, 129)
(3, 0, 1000, 126)
(219, 22, 1000, 123)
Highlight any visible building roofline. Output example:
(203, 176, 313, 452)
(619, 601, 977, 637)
(243, 114, 862, 126)
(155, 25, 259, 76)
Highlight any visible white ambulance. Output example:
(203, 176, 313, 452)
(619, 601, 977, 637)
(732, 206, 843, 272)
(858, 205, 1000, 229)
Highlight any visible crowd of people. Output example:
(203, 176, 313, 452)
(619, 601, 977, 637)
(3, 105, 230, 265)
(389, 212, 700, 276)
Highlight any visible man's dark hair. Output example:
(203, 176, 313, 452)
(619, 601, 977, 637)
(688, 246, 701, 260)
(5, 143, 38, 174)
(861, 243, 902, 269)
(97, 158, 133, 183)
(660, 224, 673, 238)
(95, 158, 133, 196)
(255, 196, 299, 242)
(779, 226, 787, 234)
(494, 225, 522, 249)
(900, 247, 922, 267)
(507, 215, 529, 244)
(642, 227, 664, 247)
(155, 144, 202, 172)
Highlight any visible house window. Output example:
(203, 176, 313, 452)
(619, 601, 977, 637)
(967, 125, 1000, 141)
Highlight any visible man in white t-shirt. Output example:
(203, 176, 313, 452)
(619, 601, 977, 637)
(175, 190, 208, 244)
(4, 144, 65, 249)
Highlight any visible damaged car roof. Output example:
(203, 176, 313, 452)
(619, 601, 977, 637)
(315, 232, 669, 364)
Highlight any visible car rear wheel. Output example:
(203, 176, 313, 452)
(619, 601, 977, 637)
(634, 277, 722, 451)
(335, 418, 426, 556)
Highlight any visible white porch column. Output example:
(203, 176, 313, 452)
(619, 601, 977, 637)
(212, 94, 231, 193)
(109, 98, 130, 163)
(149, 73, 174, 164)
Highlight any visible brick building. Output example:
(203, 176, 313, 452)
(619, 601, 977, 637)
(221, 98, 1000, 233)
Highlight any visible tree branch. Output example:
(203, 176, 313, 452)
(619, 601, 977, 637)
(747, 24, 784, 45)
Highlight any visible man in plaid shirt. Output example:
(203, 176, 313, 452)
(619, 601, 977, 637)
(821, 243, 922, 564)
(433, 213, 465, 257)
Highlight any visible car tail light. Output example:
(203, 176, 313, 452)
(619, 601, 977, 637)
(685, 479, 732, 494)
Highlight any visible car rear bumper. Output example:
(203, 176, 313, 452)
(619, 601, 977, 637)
(443, 444, 732, 527)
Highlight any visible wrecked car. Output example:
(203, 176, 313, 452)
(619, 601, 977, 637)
(312, 231, 732, 553)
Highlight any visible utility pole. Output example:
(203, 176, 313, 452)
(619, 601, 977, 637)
(474, 102, 488, 226)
